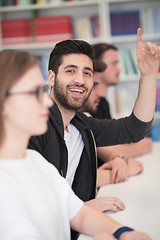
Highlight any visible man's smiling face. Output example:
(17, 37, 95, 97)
(53, 53, 94, 111)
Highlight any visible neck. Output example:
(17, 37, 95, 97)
(59, 105, 75, 131)
(50, 95, 75, 131)
(0, 129, 29, 159)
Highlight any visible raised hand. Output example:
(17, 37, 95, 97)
(133, 28, 160, 122)
(137, 28, 160, 76)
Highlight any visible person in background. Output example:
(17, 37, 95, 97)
(28, 28, 159, 239)
(91, 42, 153, 167)
(0, 49, 152, 240)
(79, 59, 144, 186)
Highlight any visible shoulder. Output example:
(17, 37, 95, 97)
(74, 111, 99, 129)
(26, 149, 51, 167)
(26, 149, 43, 158)
(26, 149, 49, 165)
(26, 149, 62, 177)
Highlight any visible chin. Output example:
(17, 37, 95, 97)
(33, 125, 48, 136)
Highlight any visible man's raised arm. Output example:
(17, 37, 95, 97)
(133, 28, 160, 122)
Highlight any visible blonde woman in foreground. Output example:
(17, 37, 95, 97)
(0, 49, 158, 240)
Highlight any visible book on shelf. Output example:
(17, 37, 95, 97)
(110, 11, 140, 36)
(119, 49, 139, 76)
(140, 8, 150, 35)
(155, 84, 160, 112)
(0, 0, 33, 5)
(72, 16, 93, 39)
(35, 15, 74, 43)
(118, 51, 126, 79)
(0, 0, 14, 5)
(150, 113, 160, 142)
(90, 14, 101, 38)
(122, 50, 134, 75)
(1, 15, 74, 45)
(150, 122, 160, 142)
(149, 82, 160, 142)
(1, 18, 32, 45)
(0, 0, 84, 5)
(129, 50, 139, 74)
(110, 7, 160, 36)
(18, 0, 30, 5)
(140, 8, 160, 34)
(152, 8, 160, 34)
(72, 14, 100, 39)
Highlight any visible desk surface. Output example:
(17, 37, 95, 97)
(79, 142, 160, 240)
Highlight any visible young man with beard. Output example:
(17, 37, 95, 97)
(28, 28, 160, 239)
(92, 42, 153, 165)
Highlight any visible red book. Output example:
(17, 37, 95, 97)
(2, 18, 32, 45)
(35, 15, 74, 43)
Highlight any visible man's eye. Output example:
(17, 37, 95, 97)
(93, 83, 98, 88)
(84, 72, 92, 77)
(66, 70, 74, 73)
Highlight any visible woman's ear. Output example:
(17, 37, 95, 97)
(48, 70, 55, 87)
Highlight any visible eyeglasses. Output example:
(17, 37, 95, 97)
(6, 85, 50, 102)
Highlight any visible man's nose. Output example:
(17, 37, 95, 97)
(73, 72, 85, 85)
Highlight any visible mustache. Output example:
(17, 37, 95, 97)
(67, 84, 88, 91)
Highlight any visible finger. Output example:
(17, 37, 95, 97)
(115, 170, 122, 183)
(120, 167, 128, 181)
(101, 197, 126, 211)
(99, 162, 110, 170)
(136, 164, 143, 174)
(113, 198, 126, 211)
(144, 42, 158, 55)
(109, 205, 119, 212)
(144, 42, 160, 58)
(139, 165, 144, 173)
(152, 43, 159, 56)
(137, 27, 143, 57)
(110, 169, 117, 183)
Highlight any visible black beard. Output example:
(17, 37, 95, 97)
(54, 78, 91, 111)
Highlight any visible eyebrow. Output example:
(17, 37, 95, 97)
(64, 65, 93, 73)
(85, 67, 93, 74)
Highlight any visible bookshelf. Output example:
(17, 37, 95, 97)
(1, 0, 160, 49)
(0, 1, 103, 50)
(0, 0, 160, 140)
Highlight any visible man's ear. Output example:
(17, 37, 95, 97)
(48, 70, 55, 87)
